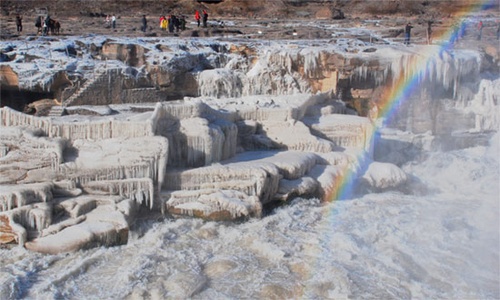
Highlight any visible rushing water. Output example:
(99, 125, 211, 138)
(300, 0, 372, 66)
(1, 133, 499, 299)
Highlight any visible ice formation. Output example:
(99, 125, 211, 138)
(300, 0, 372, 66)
(0, 34, 498, 253)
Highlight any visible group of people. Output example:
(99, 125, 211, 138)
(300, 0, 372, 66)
(404, 19, 497, 46)
(105, 15, 117, 29)
(194, 10, 209, 28)
(158, 14, 187, 33)
(34, 15, 60, 35)
(139, 9, 208, 34)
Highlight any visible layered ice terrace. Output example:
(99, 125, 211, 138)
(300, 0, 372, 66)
(0, 34, 498, 253)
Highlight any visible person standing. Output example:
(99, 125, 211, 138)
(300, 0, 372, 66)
(477, 20, 483, 40)
(497, 22, 500, 40)
(426, 20, 433, 45)
(167, 15, 174, 33)
(459, 20, 467, 39)
(404, 22, 413, 45)
(202, 10, 208, 28)
(15, 14, 23, 33)
(180, 15, 186, 31)
(160, 16, 167, 31)
(141, 15, 147, 32)
(35, 15, 42, 34)
(111, 15, 116, 29)
(195, 10, 201, 28)
(43, 15, 51, 36)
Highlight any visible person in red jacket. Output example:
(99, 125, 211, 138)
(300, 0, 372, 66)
(195, 10, 201, 28)
(477, 20, 484, 40)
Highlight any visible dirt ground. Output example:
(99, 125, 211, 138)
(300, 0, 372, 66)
(0, 1, 499, 56)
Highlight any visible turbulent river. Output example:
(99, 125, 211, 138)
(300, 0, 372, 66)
(1, 133, 498, 299)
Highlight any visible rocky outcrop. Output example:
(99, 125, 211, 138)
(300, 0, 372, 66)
(0, 90, 401, 253)
(1, 35, 497, 254)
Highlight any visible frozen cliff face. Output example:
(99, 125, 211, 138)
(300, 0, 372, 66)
(1, 35, 497, 253)
(0, 123, 170, 252)
(0, 90, 385, 253)
(0, 127, 65, 185)
(2, 37, 497, 137)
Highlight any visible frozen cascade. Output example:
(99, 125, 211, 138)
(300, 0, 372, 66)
(0, 183, 53, 212)
(465, 78, 500, 132)
(60, 162, 156, 186)
(200, 191, 261, 218)
(265, 50, 296, 74)
(351, 65, 389, 87)
(2, 37, 496, 254)
(82, 178, 155, 209)
(1, 107, 53, 133)
(0, 126, 65, 167)
(165, 189, 262, 219)
(0, 214, 27, 245)
(5, 202, 53, 232)
(243, 62, 305, 96)
(254, 151, 320, 180)
(24, 200, 131, 254)
(150, 101, 236, 167)
(308, 164, 346, 201)
(212, 119, 238, 161)
(28, 203, 52, 231)
(242, 49, 310, 96)
(70, 136, 169, 187)
(304, 114, 375, 154)
(260, 120, 336, 153)
(164, 117, 227, 168)
(361, 161, 408, 190)
(301, 49, 321, 78)
(0, 107, 155, 141)
(0, 200, 52, 245)
(389, 50, 481, 99)
(198, 69, 243, 98)
(164, 163, 281, 204)
(58, 196, 97, 219)
(260, 49, 322, 78)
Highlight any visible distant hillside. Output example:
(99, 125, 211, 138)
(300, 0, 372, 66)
(1, 0, 498, 19)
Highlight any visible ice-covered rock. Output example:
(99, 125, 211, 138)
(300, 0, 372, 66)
(25, 200, 130, 254)
(361, 161, 408, 191)
(303, 113, 374, 153)
(164, 189, 262, 221)
(0, 35, 497, 253)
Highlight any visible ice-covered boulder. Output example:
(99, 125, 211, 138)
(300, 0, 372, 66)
(260, 120, 336, 153)
(361, 161, 408, 191)
(164, 189, 262, 221)
(25, 197, 131, 254)
(163, 163, 281, 205)
(303, 113, 374, 153)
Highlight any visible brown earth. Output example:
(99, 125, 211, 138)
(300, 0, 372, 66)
(1, 0, 498, 42)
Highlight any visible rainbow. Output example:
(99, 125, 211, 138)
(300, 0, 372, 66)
(325, 0, 497, 203)
(297, 2, 497, 297)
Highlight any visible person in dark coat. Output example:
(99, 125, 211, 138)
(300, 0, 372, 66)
(202, 10, 208, 28)
(426, 20, 433, 44)
(168, 15, 175, 33)
(180, 15, 186, 31)
(43, 15, 51, 35)
(477, 20, 484, 40)
(497, 22, 500, 40)
(141, 15, 147, 32)
(15, 14, 23, 33)
(35, 16, 42, 34)
(404, 22, 413, 45)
